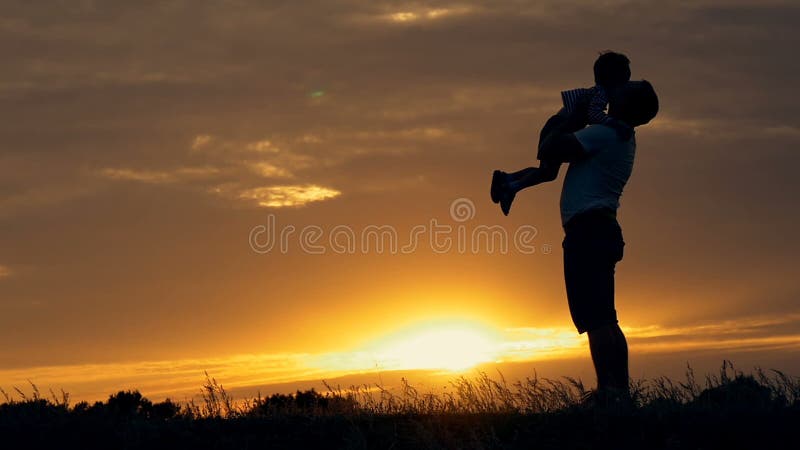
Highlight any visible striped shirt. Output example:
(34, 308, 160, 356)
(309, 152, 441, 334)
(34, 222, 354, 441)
(561, 86, 611, 125)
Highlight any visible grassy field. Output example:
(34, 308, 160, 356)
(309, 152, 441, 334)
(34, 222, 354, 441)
(2, 361, 798, 449)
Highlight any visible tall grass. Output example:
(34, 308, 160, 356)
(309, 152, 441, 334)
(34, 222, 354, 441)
(2, 361, 797, 418)
(311, 361, 799, 416)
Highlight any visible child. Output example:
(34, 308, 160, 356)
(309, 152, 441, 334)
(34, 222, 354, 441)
(490, 51, 633, 216)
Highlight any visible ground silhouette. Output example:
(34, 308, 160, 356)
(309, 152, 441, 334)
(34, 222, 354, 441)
(1, 362, 798, 449)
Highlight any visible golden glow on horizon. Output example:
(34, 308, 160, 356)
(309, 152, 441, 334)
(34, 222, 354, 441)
(305, 317, 583, 375)
(4, 319, 800, 403)
(369, 322, 501, 371)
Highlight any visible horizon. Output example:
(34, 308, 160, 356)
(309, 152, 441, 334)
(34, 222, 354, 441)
(1, 1, 799, 403)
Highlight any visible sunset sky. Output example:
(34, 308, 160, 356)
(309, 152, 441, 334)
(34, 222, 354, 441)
(1, 0, 799, 402)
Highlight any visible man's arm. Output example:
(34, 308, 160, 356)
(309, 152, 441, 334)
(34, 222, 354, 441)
(537, 96, 592, 163)
(538, 124, 586, 163)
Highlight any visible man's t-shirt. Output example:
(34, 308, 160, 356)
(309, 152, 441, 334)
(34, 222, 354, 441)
(560, 124, 636, 227)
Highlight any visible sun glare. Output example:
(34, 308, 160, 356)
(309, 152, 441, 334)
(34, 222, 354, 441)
(369, 322, 501, 372)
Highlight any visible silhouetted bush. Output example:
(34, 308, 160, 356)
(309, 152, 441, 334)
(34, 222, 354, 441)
(150, 398, 181, 420)
(249, 388, 360, 416)
(107, 390, 152, 418)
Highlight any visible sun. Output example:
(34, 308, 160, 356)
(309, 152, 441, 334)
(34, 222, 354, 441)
(369, 321, 501, 372)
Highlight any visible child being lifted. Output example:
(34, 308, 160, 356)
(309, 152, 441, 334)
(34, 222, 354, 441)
(491, 51, 633, 216)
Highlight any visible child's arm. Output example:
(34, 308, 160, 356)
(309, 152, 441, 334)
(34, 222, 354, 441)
(587, 87, 634, 140)
(561, 89, 592, 118)
(586, 89, 610, 125)
(586, 86, 633, 141)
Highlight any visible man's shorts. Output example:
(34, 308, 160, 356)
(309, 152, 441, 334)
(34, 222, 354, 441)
(562, 209, 625, 334)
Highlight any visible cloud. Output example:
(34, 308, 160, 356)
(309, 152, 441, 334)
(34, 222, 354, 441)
(187, 135, 314, 168)
(0, 352, 315, 402)
(366, 84, 553, 121)
(248, 162, 294, 178)
(297, 134, 323, 144)
(497, 326, 584, 361)
(383, 6, 475, 24)
(342, 2, 479, 26)
(191, 134, 213, 150)
(351, 127, 452, 140)
(189, 135, 286, 157)
(237, 185, 341, 208)
(99, 135, 341, 208)
(624, 314, 800, 338)
(624, 314, 800, 353)
(502, 313, 800, 361)
(98, 167, 221, 184)
(246, 139, 279, 153)
(648, 115, 800, 141)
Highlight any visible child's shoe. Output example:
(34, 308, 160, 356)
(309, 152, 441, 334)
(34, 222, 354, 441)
(490, 170, 506, 203)
(500, 186, 515, 216)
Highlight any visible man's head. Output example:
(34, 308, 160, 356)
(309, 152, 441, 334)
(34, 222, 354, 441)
(594, 51, 631, 88)
(608, 80, 659, 127)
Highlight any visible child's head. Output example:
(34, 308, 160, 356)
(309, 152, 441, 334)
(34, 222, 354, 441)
(594, 51, 631, 88)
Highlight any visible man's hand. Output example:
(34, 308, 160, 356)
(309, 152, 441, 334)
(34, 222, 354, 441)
(537, 99, 589, 163)
(538, 130, 585, 163)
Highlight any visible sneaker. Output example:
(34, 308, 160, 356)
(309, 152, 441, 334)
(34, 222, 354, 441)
(490, 170, 506, 204)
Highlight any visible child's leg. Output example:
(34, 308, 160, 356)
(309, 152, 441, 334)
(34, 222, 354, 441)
(538, 111, 569, 150)
(502, 111, 567, 192)
(491, 109, 571, 216)
(506, 160, 561, 193)
(537, 160, 561, 182)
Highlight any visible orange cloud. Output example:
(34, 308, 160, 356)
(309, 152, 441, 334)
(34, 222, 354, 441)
(238, 185, 342, 208)
(248, 162, 294, 179)
(99, 167, 221, 184)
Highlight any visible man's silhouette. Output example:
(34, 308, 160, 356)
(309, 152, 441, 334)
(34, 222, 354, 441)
(535, 80, 658, 403)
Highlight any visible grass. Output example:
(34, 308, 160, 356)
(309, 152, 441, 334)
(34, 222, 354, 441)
(1, 361, 798, 449)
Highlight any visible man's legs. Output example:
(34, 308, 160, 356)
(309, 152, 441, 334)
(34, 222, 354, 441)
(563, 212, 628, 396)
(587, 323, 629, 393)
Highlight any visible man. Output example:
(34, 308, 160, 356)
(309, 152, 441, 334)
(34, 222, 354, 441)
(537, 80, 659, 404)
